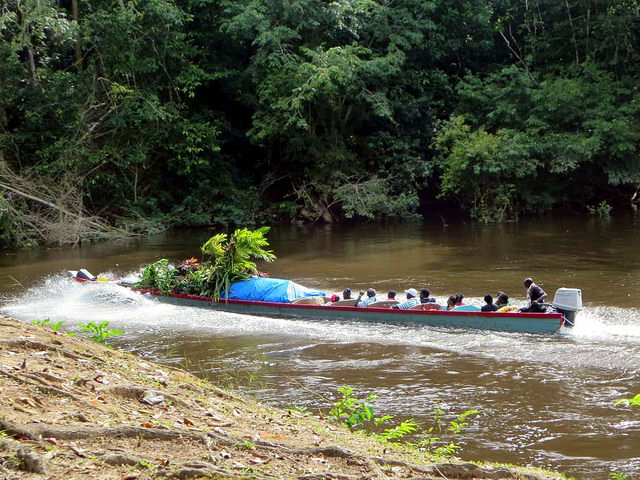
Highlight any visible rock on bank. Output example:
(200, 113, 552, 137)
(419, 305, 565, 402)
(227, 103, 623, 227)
(0, 315, 564, 480)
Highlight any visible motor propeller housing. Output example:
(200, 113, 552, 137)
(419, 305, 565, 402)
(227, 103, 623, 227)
(552, 288, 583, 327)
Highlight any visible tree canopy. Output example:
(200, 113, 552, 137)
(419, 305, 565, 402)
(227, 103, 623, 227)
(1, 0, 639, 245)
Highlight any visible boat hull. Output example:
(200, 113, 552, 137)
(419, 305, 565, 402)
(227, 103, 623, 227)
(136, 289, 564, 334)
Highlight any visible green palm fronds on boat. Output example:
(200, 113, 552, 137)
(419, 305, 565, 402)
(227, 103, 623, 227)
(136, 227, 276, 301)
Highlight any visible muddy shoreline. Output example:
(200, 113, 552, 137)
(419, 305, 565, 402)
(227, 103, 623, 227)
(0, 315, 564, 479)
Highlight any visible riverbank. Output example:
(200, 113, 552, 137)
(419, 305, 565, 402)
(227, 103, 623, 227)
(0, 315, 566, 480)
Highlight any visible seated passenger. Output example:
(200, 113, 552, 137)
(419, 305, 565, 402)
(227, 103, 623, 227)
(356, 288, 378, 307)
(392, 288, 420, 309)
(446, 295, 457, 310)
(387, 290, 397, 300)
(454, 293, 466, 306)
(420, 288, 436, 304)
(481, 294, 499, 312)
(496, 292, 510, 308)
(519, 278, 547, 313)
(343, 288, 352, 300)
(329, 293, 340, 303)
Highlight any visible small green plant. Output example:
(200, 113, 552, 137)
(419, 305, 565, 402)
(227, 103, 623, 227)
(374, 418, 418, 442)
(447, 408, 478, 434)
(614, 393, 640, 408)
(609, 472, 629, 480)
(81, 321, 123, 345)
(410, 405, 478, 456)
(136, 460, 154, 470)
(586, 200, 612, 217)
(287, 405, 314, 417)
(329, 386, 381, 430)
(32, 317, 65, 331)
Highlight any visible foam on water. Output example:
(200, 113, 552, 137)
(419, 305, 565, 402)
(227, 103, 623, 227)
(570, 305, 640, 340)
(2, 275, 640, 373)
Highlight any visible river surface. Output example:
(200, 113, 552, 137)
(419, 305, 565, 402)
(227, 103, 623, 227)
(1, 216, 640, 479)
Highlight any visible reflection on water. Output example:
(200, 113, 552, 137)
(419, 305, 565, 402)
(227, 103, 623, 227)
(1, 217, 640, 479)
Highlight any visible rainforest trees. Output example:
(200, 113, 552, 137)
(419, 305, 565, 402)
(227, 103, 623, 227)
(1, 0, 638, 246)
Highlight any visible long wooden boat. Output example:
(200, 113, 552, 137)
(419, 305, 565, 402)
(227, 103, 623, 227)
(70, 269, 570, 334)
(125, 286, 565, 334)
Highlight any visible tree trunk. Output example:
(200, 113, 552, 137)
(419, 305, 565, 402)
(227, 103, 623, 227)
(26, 45, 37, 85)
(0, 107, 7, 130)
(565, 0, 579, 66)
(72, 0, 81, 65)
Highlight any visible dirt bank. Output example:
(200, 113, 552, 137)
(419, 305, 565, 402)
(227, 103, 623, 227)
(0, 316, 564, 479)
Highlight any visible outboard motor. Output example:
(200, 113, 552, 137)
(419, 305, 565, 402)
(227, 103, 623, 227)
(552, 288, 582, 327)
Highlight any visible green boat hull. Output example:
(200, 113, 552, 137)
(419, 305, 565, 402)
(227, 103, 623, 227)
(139, 290, 564, 334)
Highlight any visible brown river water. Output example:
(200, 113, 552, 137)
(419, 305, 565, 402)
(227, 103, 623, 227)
(1, 215, 639, 478)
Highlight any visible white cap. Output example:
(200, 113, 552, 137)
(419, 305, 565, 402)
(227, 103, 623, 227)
(405, 288, 418, 298)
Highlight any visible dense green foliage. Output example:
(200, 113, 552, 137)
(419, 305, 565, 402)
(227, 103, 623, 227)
(139, 258, 178, 295)
(137, 226, 275, 299)
(1, 0, 639, 245)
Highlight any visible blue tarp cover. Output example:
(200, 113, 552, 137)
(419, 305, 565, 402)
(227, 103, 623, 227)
(224, 277, 325, 303)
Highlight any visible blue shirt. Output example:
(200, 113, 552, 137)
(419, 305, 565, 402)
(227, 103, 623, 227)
(395, 297, 420, 309)
(357, 295, 378, 307)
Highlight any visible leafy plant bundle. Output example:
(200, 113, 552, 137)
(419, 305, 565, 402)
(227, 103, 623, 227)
(200, 226, 276, 299)
(135, 227, 276, 300)
(138, 259, 177, 295)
